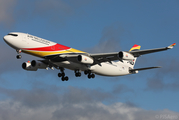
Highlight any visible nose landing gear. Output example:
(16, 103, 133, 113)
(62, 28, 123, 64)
(16, 49, 22, 59)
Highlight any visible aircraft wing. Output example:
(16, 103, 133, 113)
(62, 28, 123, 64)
(89, 43, 176, 63)
(129, 43, 176, 57)
(44, 43, 175, 65)
(89, 52, 122, 64)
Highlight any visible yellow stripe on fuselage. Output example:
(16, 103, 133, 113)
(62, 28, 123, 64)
(22, 48, 86, 58)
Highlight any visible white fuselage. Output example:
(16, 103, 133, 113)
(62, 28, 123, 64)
(4, 32, 132, 76)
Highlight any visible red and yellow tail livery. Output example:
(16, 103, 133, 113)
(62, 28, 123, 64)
(129, 44, 141, 51)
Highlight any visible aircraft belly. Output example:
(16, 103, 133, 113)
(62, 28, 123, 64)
(91, 62, 129, 76)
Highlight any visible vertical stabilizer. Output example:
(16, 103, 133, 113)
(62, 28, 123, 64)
(127, 44, 141, 68)
(129, 44, 141, 51)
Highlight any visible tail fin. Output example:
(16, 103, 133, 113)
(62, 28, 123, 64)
(129, 44, 141, 51)
(128, 44, 141, 68)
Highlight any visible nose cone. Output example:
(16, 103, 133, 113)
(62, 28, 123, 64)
(3, 35, 15, 48)
(3, 35, 9, 43)
(3, 35, 13, 45)
(3, 35, 7, 41)
(3, 32, 21, 49)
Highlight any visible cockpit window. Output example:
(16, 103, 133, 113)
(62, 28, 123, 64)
(8, 33, 18, 37)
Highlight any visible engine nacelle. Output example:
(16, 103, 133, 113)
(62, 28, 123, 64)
(77, 55, 94, 64)
(22, 61, 38, 71)
(31, 60, 48, 69)
(118, 51, 134, 60)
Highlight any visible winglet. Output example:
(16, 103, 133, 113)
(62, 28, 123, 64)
(167, 43, 176, 49)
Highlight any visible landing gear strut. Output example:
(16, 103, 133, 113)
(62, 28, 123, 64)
(16, 49, 22, 59)
(58, 68, 69, 81)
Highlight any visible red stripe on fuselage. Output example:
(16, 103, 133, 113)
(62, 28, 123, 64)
(22, 44, 71, 51)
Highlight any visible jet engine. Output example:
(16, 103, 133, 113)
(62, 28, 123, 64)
(77, 55, 94, 64)
(31, 60, 48, 69)
(118, 51, 134, 60)
(22, 61, 38, 71)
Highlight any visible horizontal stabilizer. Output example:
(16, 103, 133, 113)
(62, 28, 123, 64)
(129, 66, 161, 72)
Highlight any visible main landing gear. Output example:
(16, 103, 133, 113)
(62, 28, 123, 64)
(84, 70, 95, 79)
(75, 69, 95, 79)
(58, 68, 69, 81)
(75, 70, 81, 77)
(16, 49, 22, 59)
(57, 68, 95, 81)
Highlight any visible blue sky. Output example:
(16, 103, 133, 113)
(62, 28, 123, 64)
(0, 0, 179, 120)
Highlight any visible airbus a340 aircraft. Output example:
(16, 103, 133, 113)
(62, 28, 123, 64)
(3, 32, 176, 81)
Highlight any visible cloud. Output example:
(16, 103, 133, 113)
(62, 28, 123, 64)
(0, 0, 17, 28)
(0, 86, 112, 108)
(0, 0, 93, 28)
(61, 87, 112, 104)
(85, 25, 124, 53)
(112, 84, 134, 94)
(0, 86, 178, 120)
(145, 58, 179, 91)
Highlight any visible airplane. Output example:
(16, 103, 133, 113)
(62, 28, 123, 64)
(3, 32, 176, 81)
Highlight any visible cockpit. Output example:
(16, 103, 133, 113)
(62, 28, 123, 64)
(7, 33, 18, 37)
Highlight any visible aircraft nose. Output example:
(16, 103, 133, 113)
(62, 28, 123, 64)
(3, 33, 20, 49)
(3, 35, 8, 42)
(3, 35, 12, 45)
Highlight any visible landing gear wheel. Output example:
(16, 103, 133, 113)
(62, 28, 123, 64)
(61, 77, 65, 81)
(75, 70, 81, 77)
(61, 76, 69, 81)
(58, 73, 62, 77)
(16, 49, 22, 59)
(61, 72, 65, 77)
(84, 70, 88, 75)
(65, 76, 69, 81)
(78, 72, 81, 77)
(75, 72, 81, 77)
(58, 73, 65, 77)
(75, 73, 78, 77)
(91, 74, 95, 78)
(88, 74, 91, 79)
(58, 68, 69, 81)
(16, 55, 21, 59)
(87, 73, 95, 79)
